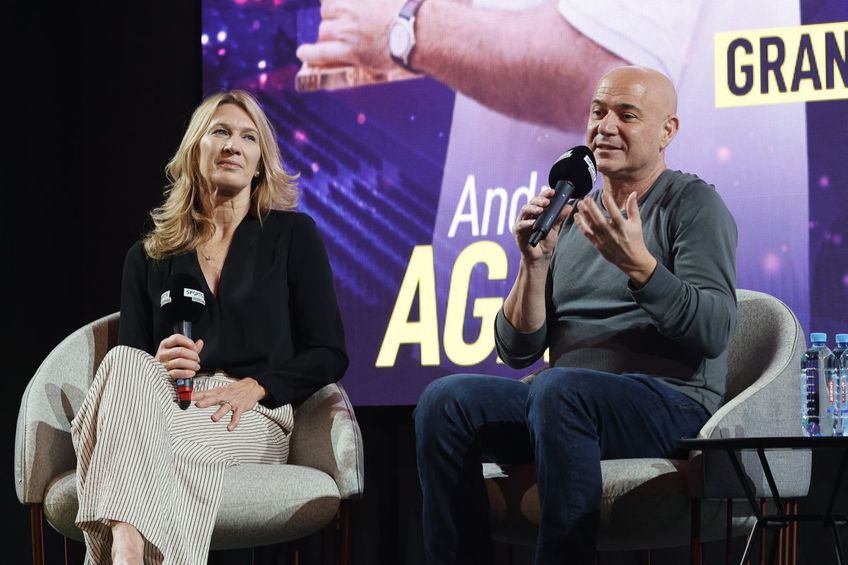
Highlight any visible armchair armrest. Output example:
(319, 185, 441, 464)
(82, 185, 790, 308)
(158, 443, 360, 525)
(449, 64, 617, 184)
(288, 382, 364, 500)
(687, 291, 811, 499)
(698, 295, 805, 441)
(15, 313, 119, 504)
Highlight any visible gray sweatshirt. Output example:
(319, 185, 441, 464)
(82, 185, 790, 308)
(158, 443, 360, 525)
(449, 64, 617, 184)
(495, 169, 738, 414)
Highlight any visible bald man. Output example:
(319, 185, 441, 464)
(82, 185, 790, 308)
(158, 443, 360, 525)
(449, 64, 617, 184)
(414, 66, 738, 565)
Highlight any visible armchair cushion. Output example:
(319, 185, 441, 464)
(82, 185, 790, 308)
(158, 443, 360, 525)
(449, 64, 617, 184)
(484, 459, 753, 550)
(44, 464, 342, 550)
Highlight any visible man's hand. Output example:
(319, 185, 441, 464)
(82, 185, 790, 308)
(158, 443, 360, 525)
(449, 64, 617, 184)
(155, 334, 203, 381)
(573, 190, 657, 287)
(512, 187, 574, 266)
(296, 0, 405, 71)
(193, 378, 268, 432)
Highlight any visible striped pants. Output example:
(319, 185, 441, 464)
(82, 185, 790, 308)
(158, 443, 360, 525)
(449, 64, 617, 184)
(71, 345, 293, 564)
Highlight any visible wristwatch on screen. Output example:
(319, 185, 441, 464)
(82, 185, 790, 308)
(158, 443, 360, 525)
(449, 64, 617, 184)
(389, 0, 425, 72)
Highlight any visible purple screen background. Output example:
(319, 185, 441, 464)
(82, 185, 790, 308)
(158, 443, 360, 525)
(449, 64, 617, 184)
(202, 0, 847, 406)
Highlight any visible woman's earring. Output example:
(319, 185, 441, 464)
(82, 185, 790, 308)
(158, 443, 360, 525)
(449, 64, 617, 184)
(254, 170, 260, 177)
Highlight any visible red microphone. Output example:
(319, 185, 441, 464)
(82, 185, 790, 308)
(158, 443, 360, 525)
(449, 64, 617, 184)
(160, 273, 206, 409)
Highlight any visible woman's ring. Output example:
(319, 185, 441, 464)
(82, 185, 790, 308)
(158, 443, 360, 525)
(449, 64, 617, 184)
(221, 400, 233, 409)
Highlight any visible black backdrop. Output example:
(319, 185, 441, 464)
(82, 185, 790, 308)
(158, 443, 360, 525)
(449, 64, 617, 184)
(6, 2, 844, 564)
(7, 0, 204, 561)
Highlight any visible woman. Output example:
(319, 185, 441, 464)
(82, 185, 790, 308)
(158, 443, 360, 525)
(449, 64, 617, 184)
(71, 90, 348, 564)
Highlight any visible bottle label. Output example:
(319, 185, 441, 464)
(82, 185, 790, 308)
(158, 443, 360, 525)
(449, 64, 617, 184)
(802, 367, 818, 415)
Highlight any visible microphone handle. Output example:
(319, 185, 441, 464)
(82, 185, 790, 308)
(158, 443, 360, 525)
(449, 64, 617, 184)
(174, 320, 193, 340)
(529, 180, 576, 247)
(173, 321, 194, 410)
(528, 230, 544, 247)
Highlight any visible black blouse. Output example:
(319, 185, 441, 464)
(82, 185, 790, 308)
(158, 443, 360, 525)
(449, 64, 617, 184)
(118, 210, 348, 408)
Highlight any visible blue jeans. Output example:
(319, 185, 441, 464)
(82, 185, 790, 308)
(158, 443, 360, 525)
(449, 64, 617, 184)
(413, 368, 711, 565)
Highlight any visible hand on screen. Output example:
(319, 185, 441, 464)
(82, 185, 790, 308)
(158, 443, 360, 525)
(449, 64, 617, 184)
(296, 0, 403, 71)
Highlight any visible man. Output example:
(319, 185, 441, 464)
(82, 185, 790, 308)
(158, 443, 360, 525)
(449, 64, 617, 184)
(413, 66, 738, 565)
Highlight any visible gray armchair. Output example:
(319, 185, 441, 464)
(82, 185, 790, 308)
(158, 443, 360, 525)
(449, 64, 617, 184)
(15, 312, 364, 564)
(483, 289, 811, 561)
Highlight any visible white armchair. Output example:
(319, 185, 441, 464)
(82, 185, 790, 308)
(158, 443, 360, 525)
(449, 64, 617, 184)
(15, 312, 364, 564)
(483, 289, 812, 562)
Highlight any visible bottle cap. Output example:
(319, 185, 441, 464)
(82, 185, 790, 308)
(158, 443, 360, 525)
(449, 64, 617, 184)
(810, 332, 828, 343)
(836, 333, 848, 344)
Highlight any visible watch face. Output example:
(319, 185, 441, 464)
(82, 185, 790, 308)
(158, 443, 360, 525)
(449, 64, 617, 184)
(389, 21, 411, 57)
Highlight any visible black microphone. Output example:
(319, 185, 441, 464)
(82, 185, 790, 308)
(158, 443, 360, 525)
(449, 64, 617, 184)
(528, 145, 597, 247)
(160, 273, 206, 410)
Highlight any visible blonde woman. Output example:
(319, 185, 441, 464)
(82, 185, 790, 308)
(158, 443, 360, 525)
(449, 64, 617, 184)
(71, 90, 348, 564)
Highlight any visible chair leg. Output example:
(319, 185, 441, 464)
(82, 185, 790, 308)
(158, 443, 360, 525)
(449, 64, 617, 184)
(31, 504, 45, 565)
(779, 501, 789, 565)
(335, 500, 351, 565)
(726, 498, 733, 565)
(289, 541, 300, 565)
(760, 499, 767, 565)
(791, 501, 798, 565)
(691, 498, 703, 565)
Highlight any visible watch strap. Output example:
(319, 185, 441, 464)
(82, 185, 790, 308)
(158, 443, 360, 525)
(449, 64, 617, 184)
(399, 0, 424, 20)
(391, 0, 425, 71)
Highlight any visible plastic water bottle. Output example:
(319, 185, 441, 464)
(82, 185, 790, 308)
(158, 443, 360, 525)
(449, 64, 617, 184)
(833, 333, 848, 436)
(800, 332, 837, 436)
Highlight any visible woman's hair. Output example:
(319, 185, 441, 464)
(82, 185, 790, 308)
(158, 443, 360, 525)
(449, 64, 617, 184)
(143, 90, 298, 259)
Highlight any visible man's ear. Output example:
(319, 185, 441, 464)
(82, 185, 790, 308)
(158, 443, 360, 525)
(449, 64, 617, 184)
(660, 115, 679, 150)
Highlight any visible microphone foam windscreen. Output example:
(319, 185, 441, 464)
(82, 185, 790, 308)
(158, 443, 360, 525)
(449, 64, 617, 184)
(548, 145, 597, 198)
(160, 273, 206, 323)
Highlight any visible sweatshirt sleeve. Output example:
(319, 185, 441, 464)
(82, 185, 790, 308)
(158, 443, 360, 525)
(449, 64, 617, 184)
(118, 241, 155, 354)
(494, 269, 552, 369)
(557, 0, 701, 84)
(631, 183, 738, 358)
(252, 215, 349, 408)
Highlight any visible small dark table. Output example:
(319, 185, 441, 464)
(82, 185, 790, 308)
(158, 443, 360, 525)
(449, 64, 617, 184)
(678, 436, 848, 565)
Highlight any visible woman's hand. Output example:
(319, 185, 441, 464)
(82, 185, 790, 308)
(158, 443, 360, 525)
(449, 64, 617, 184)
(155, 334, 204, 381)
(193, 378, 268, 432)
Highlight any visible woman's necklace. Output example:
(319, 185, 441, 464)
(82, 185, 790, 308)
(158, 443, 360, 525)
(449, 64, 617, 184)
(199, 241, 228, 266)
